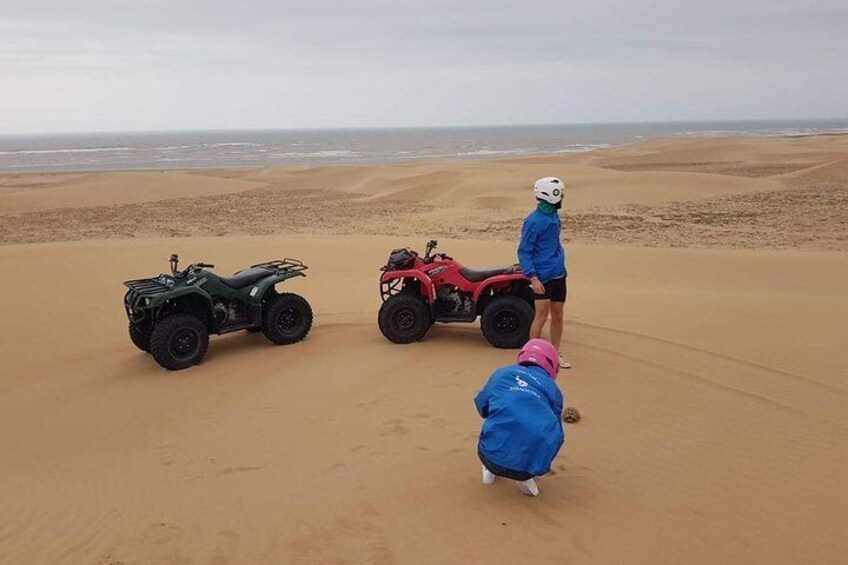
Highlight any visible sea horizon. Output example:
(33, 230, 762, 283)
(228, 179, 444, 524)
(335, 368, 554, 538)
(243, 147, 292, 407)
(2, 118, 847, 173)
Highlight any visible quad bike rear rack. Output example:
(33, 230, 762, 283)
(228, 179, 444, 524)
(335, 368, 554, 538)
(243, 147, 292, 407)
(251, 258, 308, 275)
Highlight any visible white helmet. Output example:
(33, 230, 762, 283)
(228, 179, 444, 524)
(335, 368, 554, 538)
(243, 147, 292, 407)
(533, 177, 564, 206)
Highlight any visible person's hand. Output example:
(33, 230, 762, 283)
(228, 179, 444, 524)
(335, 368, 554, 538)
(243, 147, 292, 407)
(530, 276, 544, 295)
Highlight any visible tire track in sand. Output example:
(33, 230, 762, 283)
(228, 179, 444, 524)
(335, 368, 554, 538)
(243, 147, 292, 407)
(567, 319, 848, 430)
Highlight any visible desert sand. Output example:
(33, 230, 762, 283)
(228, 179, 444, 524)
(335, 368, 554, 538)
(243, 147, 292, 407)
(1, 135, 846, 564)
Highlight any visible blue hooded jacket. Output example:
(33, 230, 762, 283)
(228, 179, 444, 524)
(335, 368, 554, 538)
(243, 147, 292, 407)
(474, 363, 565, 476)
(517, 207, 566, 283)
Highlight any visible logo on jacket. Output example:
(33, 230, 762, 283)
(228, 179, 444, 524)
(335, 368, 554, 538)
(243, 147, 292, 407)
(515, 376, 529, 388)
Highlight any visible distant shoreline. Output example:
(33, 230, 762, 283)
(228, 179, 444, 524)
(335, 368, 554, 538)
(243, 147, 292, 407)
(2, 119, 847, 174)
(782, 131, 848, 138)
(0, 134, 839, 176)
(0, 131, 842, 176)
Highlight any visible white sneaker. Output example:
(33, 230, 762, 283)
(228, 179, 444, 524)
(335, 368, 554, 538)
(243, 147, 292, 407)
(559, 353, 572, 369)
(516, 478, 540, 496)
(482, 466, 496, 485)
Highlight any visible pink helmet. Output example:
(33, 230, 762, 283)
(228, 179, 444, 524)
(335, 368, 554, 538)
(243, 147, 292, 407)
(517, 338, 559, 379)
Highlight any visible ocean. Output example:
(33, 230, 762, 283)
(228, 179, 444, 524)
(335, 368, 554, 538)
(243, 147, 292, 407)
(1, 119, 846, 173)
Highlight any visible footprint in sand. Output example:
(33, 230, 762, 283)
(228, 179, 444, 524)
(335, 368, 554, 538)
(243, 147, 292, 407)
(431, 417, 449, 427)
(153, 444, 179, 467)
(212, 530, 240, 562)
(219, 466, 262, 476)
(356, 394, 392, 408)
(143, 521, 183, 546)
(379, 419, 409, 436)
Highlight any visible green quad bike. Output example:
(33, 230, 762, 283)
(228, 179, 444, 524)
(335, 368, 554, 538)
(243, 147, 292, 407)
(124, 254, 313, 370)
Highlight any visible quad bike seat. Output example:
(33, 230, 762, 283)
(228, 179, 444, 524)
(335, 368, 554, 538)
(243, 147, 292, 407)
(221, 267, 274, 289)
(459, 266, 517, 283)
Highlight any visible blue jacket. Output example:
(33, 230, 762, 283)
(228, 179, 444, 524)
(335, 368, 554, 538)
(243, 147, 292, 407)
(474, 364, 565, 476)
(517, 208, 566, 283)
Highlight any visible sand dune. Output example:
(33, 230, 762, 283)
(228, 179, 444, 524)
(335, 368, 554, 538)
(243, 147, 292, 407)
(583, 135, 847, 166)
(232, 158, 784, 211)
(0, 170, 263, 214)
(779, 157, 848, 181)
(1, 136, 847, 564)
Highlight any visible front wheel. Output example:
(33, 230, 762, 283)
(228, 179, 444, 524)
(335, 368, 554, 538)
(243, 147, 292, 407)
(378, 294, 431, 344)
(262, 293, 313, 345)
(149, 314, 209, 370)
(128, 322, 151, 353)
(480, 294, 534, 349)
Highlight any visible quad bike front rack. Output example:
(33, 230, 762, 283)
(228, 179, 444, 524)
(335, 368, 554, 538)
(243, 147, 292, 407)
(380, 277, 405, 302)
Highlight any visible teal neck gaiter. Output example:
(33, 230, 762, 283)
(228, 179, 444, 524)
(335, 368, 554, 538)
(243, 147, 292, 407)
(537, 201, 558, 214)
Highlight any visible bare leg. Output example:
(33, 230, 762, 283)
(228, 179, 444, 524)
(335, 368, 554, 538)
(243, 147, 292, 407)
(530, 299, 550, 339)
(549, 301, 564, 351)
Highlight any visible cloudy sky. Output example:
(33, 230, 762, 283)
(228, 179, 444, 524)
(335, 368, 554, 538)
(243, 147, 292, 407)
(1, 0, 846, 133)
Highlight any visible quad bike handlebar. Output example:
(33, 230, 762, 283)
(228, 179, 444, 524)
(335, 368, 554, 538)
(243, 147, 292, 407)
(168, 254, 214, 277)
(425, 239, 437, 256)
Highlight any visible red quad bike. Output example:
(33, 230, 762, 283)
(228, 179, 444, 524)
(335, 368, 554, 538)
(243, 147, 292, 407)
(378, 240, 535, 348)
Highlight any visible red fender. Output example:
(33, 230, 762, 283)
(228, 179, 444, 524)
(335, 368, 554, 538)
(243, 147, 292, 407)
(472, 272, 529, 302)
(380, 270, 436, 302)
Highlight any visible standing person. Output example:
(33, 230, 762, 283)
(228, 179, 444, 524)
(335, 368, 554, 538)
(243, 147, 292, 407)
(474, 339, 565, 497)
(517, 177, 571, 369)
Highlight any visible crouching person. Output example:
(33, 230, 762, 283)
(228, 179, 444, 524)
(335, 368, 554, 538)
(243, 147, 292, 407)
(474, 339, 564, 496)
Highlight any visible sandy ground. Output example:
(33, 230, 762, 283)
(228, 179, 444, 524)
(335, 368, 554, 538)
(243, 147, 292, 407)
(1, 136, 847, 564)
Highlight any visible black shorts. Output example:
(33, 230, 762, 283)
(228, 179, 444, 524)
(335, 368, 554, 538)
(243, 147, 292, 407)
(478, 446, 534, 481)
(534, 276, 567, 303)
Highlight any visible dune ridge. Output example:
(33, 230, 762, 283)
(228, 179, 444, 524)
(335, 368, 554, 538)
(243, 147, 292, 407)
(2, 135, 847, 250)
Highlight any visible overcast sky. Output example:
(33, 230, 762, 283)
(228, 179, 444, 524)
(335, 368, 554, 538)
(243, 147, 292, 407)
(1, 0, 846, 133)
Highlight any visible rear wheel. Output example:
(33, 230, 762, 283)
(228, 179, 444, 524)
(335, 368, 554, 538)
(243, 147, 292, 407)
(128, 322, 151, 353)
(150, 314, 209, 371)
(378, 294, 431, 344)
(262, 293, 313, 345)
(480, 294, 534, 349)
